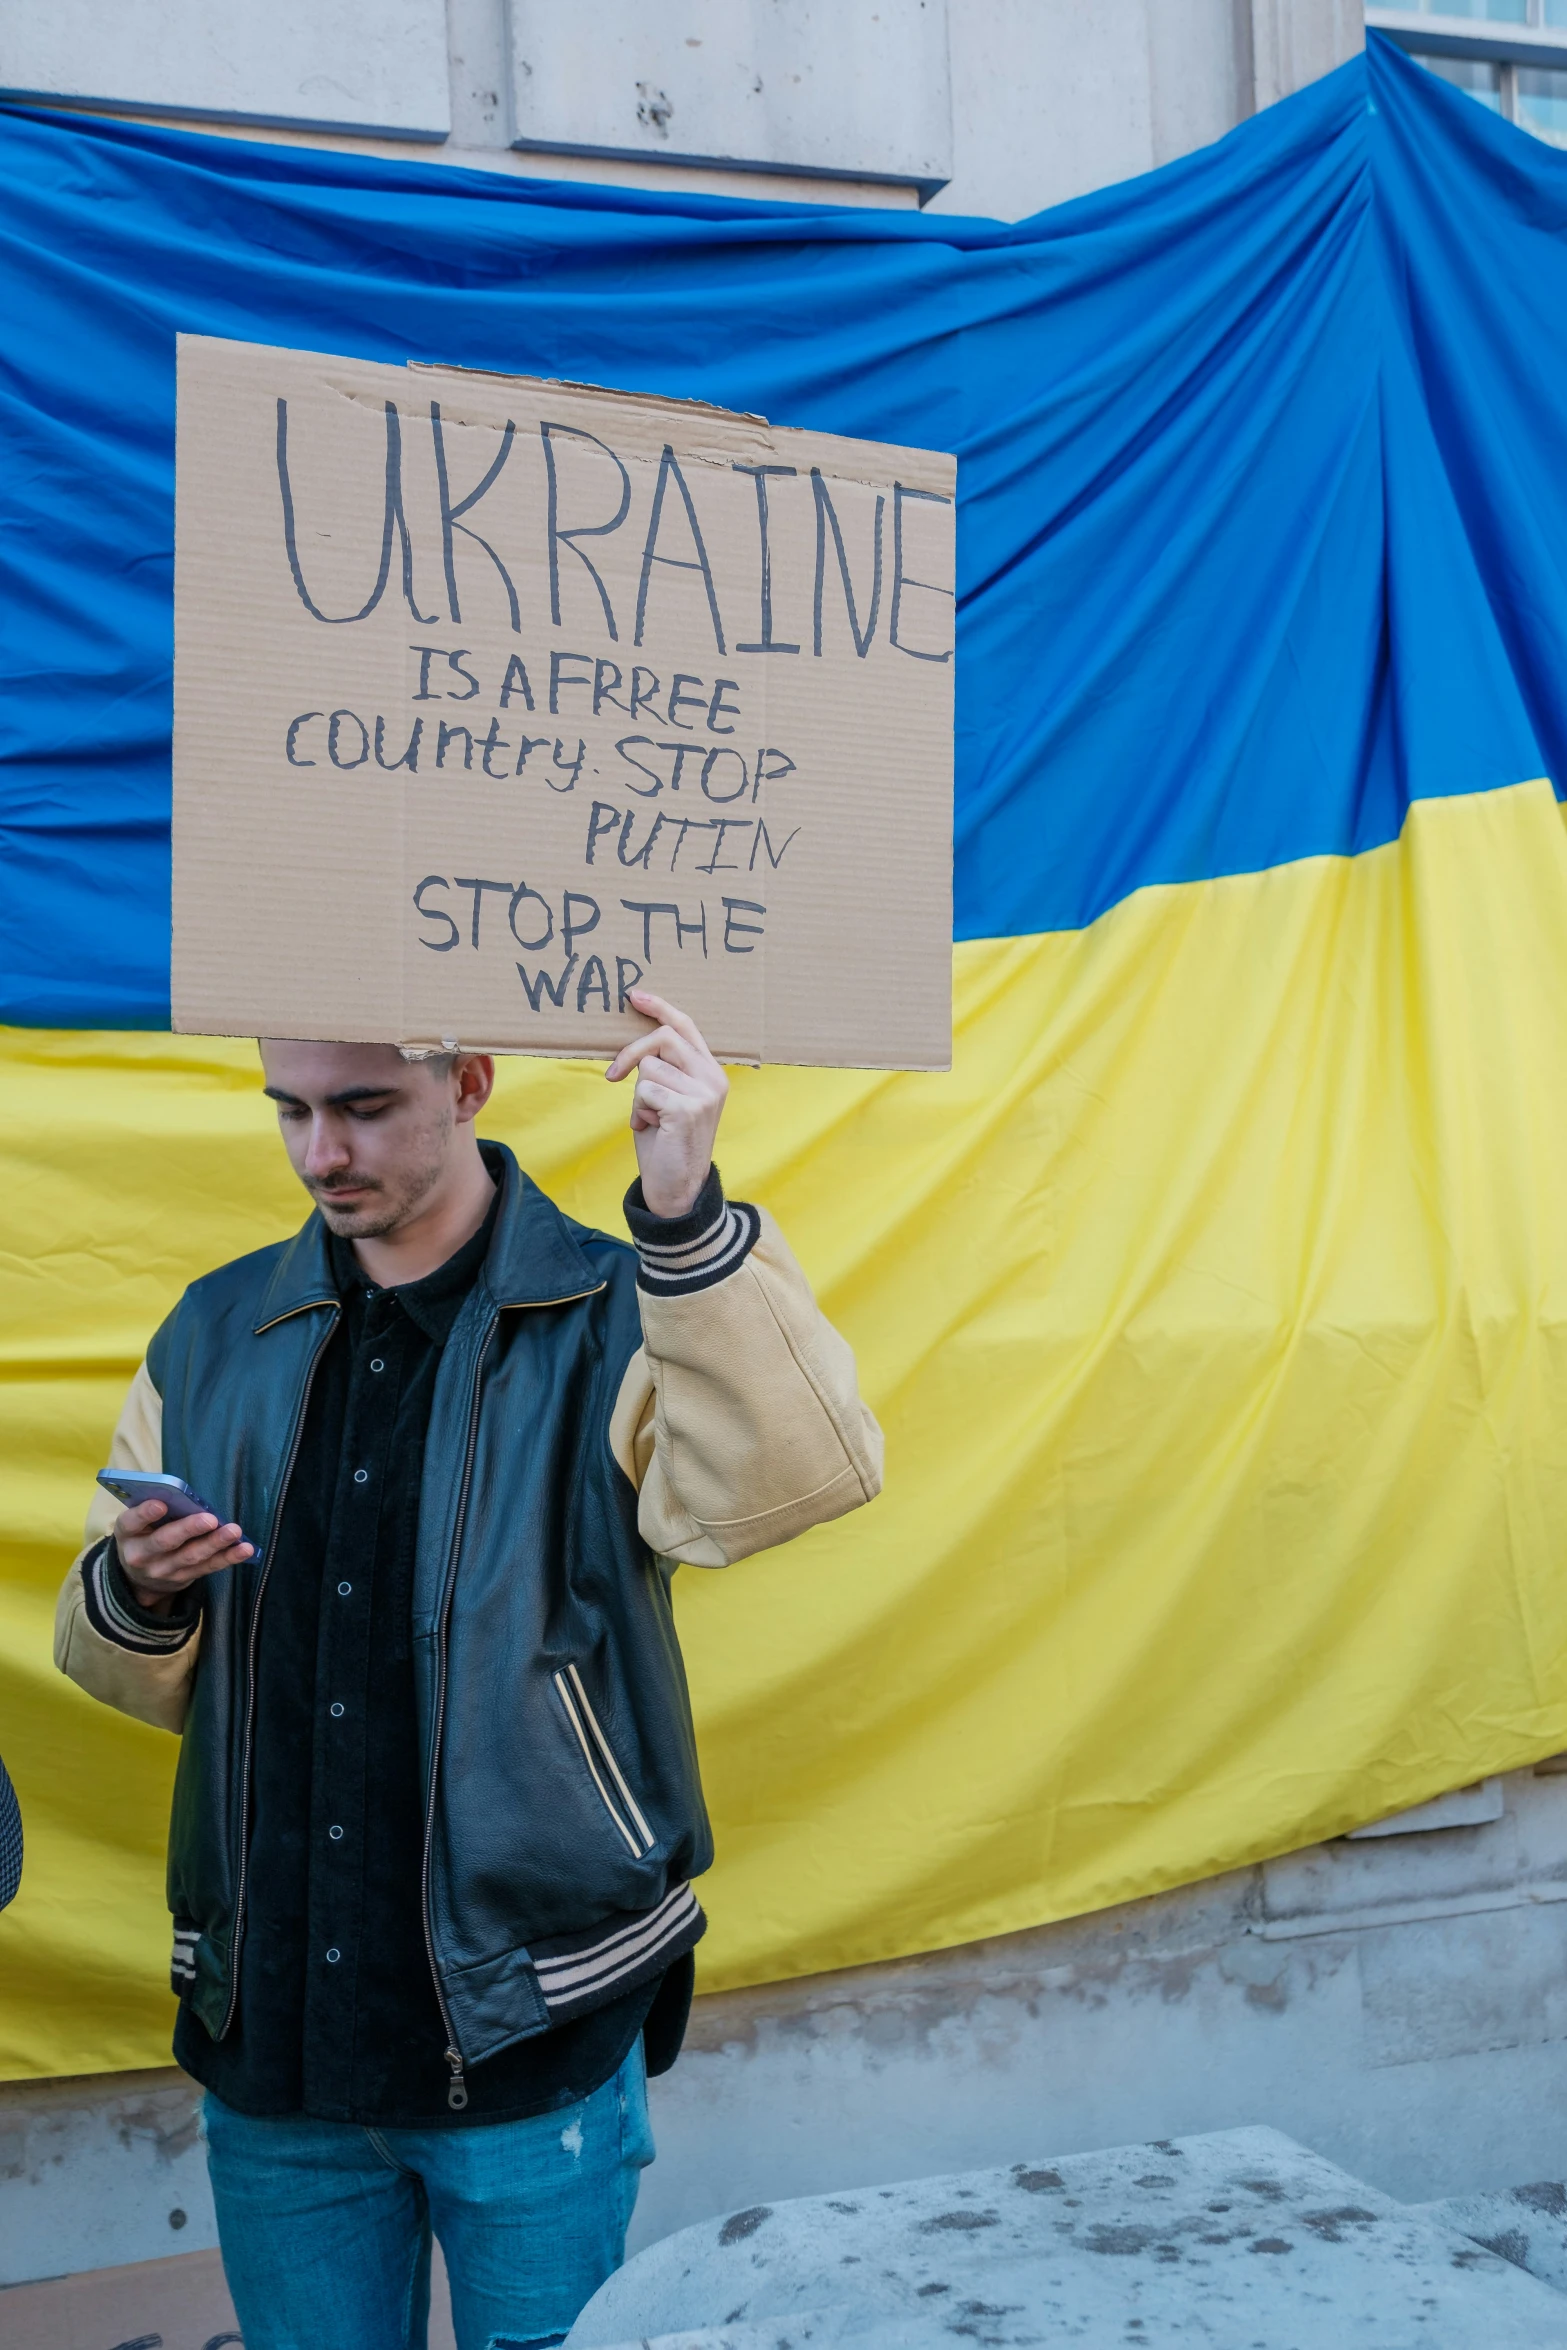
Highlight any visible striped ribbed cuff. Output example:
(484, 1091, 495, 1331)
(532, 1881, 706, 2021)
(623, 1165, 761, 1296)
(80, 1539, 200, 1655)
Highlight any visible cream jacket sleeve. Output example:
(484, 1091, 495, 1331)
(53, 1360, 202, 1734)
(57, 1192, 882, 1727)
(609, 1203, 883, 1567)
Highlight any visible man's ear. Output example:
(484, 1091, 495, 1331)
(453, 1054, 496, 1124)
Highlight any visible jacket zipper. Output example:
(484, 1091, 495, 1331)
(218, 1305, 340, 2040)
(420, 1319, 495, 2112)
(419, 1280, 605, 2109)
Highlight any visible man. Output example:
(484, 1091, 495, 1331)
(56, 990, 881, 2350)
(0, 1753, 19, 1912)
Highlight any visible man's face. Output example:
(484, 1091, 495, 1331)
(260, 1042, 465, 1239)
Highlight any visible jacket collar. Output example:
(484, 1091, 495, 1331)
(478, 1141, 605, 1309)
(254, 1139, 603, 1334)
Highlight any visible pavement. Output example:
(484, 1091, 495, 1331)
(566, 2123, 1567, 2350)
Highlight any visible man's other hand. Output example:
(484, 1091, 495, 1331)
(114, 1501, 254, 1617)
(605, 990, 729, 1218)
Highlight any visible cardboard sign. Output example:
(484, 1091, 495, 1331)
(173, 335, 955, 1068)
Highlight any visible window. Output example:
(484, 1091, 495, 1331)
(1422, 53, 1506, 106)
(1371, 1, 1567, 144)
(1403, 0, 1525, 19)
(1518, 62, 1567, 137)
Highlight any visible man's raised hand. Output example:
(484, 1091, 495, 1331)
(605, 990, 729, 1218)
(114, 1500, 253, 1617)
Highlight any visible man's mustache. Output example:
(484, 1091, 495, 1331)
(310, 1174, 383, 1195)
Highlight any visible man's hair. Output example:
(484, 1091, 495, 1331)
(397, 1046, 461, 1079)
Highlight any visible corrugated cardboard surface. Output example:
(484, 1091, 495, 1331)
(173, 337, 954, 1068)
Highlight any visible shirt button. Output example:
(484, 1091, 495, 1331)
(325, 1947, 341, 1964)
(353, 1469, 369, 1485)
(329, 1702, 345, 1718)
(328, 1824, 344, 1842)
(337, 1581, 352, 1597)
(370, 1359, 385, 1374)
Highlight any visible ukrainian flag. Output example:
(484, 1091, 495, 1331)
(6, 39, 1567, 2078)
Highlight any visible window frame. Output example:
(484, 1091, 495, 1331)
(1368, 6, 1567, 136)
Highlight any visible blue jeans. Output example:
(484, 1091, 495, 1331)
(204, 2048, 654, 2350)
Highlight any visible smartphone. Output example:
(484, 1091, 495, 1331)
(97, 1469, 226, 1523)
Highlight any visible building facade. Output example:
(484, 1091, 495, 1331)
(0, 0, 1362, 221)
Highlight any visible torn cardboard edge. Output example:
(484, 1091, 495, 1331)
(407, 357, 771, 428)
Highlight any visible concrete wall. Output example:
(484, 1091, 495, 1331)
(932, 0, 1252, 222)
(0, 2069, 212, 2287)
(639, 1761, 1567, 2248)
(8, 1759, 1567, 2287)
(0, 0, 452, 137)
(0, 0, 1364, 218)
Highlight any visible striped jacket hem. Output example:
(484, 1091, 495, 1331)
(168, 1882, 705, 2020)
(533, 1880, 706, 2019)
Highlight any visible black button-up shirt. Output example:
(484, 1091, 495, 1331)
(173, 1184, 682, 2124)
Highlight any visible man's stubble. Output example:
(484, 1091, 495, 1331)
(305, 1104, 455, 1241)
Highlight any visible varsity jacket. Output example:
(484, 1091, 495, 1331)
(55, 1146, 881, 2090)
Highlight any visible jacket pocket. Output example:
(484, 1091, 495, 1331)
(551, 1663, 656, 1859)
